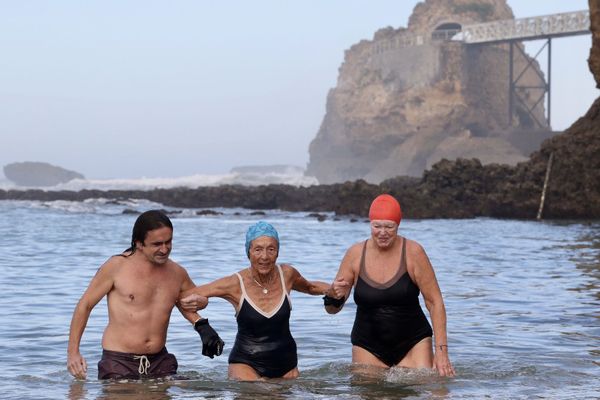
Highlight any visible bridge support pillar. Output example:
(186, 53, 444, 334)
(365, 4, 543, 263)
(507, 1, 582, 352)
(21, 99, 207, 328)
(508, 38, 552, 129)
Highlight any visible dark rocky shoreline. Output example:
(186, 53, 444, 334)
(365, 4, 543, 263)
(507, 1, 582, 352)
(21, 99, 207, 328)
(1, 95, 597, 220)
(1, 97, 598, 220)
(1, 126, 598, 220)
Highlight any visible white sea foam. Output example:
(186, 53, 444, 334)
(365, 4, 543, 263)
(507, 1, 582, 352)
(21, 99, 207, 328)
(23, 198, 167, 215)
(0, 179, 14, 190)
(10, 198, 332, 219)
(0, 170, 319, 191)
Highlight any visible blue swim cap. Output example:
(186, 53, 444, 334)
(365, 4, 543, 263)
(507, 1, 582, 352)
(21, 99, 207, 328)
(245, 221, 279, 257)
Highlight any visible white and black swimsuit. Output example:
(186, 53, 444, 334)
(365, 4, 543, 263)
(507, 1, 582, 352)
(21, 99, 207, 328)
(228, 265, 298, 378)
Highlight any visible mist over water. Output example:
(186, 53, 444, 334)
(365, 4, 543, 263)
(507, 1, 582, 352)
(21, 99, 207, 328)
(0, 168, 319, 191)
(0, 200, 598, 399)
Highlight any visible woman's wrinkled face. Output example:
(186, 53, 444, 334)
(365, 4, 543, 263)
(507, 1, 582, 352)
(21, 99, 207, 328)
(249, 236, 279, 274)
(370, 219, 398, 249)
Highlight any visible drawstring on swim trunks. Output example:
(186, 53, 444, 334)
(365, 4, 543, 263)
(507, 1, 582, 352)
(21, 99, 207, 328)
(134, 355, 150, 375)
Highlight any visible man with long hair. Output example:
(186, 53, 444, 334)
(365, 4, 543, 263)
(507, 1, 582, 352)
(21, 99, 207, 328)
(67, 210, 223, 380)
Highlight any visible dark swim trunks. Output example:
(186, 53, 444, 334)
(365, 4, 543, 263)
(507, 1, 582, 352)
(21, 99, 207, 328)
(228, 265, 298, 378)
(351, 238, 433, 367)
(97, 347, 178, 380)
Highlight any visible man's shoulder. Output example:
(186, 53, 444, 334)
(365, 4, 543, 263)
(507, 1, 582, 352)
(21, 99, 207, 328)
(92, 255, 126, 279)
(160, 260, 195, 284)
(165, 259, 188, 274)
(102, 254, 127, 269)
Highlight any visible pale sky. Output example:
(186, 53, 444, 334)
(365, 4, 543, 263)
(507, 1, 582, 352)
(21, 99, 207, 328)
(1, 1, 596, 180)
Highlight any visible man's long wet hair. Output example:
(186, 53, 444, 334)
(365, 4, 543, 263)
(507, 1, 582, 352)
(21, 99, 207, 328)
(123, 209, 173, 256)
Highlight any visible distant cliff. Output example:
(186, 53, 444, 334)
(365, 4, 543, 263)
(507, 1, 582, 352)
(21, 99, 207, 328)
(307, 0, 555, 184)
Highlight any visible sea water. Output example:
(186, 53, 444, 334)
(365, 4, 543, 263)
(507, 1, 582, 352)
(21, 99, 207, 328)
(0, 198, 598, 399)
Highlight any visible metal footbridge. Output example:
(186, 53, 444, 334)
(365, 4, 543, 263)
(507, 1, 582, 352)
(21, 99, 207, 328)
(452, 10, 590, 128)
(372, 10, 591, 128)
(453, 10, 589, 44)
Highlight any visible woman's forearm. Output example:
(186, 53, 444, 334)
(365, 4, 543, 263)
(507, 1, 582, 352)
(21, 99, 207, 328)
(309, 280, 330, 295)
(428, 300, 449, 348)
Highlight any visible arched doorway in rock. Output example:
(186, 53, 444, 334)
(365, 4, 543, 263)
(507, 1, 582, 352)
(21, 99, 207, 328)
(432, 23, 462, 41)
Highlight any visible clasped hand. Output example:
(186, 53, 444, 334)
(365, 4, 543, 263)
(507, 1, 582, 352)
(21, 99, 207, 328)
(328, 277, 351, 299)
(179, 294, 208, 312)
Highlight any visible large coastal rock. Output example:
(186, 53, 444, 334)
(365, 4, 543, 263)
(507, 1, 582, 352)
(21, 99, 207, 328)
(590, 0, 600, 87)
(515, 0, 600, 219)
(307, 0, 554, 184)
(3, 162, 84, 187)
(385, 0, 600, 219)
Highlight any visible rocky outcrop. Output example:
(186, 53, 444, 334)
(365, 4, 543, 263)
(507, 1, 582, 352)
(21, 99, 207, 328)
(307, 0, 554, 184)
(384, 0, 600, 219)
(3, 162, 84, 187)
(524, 101, 600, 218)
(590, 0, 600, 87)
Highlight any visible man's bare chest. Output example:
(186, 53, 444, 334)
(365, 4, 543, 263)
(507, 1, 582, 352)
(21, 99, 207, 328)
(111, 267, 181, 306)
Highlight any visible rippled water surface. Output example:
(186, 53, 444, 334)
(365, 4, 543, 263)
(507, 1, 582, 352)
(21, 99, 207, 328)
(0, 199, 598, 399)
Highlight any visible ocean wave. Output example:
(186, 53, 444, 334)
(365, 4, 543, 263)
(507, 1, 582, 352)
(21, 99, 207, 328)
(23, 198, 166, 215)
(2, 198, 337, 220)
(0, 171, 319, 191)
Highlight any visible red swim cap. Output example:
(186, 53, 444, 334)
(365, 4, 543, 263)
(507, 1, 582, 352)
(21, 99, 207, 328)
(369, 194, 402, 224)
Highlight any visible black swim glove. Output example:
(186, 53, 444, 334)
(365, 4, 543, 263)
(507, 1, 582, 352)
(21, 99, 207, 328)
(193, 318, 225, 359)
(323, 295, 345, 308)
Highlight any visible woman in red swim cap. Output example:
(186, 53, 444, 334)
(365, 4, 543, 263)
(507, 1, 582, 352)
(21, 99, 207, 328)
(323, 194, 455, 377)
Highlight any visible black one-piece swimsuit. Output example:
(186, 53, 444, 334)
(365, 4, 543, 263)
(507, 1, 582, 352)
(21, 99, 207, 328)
(351, 238, 433, 367)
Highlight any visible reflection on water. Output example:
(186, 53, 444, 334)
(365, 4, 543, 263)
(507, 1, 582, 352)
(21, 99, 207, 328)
(0, 201, 599, 399)
(571, 234, 600, 294)
(66, 365, 447, 400)
(69, 380, 175, 400)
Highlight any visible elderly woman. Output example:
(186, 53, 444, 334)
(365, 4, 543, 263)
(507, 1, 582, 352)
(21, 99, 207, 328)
(180, 221, 329, 381)
(324, 194, 455, 377)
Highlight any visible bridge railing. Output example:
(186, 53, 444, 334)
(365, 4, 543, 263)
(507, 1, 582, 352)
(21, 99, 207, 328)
(372, 33, 426, 54)
(453, 10, 590, 44)
(371, 10, 590, 55)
